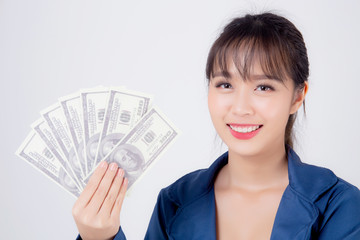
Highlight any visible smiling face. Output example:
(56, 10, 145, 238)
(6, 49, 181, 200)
(208, 61, 305, 158)
(206, 13, 310, 151)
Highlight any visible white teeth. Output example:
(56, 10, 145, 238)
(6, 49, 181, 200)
(230, 125, 261, 133)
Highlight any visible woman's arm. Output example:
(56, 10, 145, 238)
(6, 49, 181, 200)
(72, 161, 128, 240)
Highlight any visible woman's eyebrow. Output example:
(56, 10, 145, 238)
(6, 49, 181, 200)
(211, 72, 284, 83)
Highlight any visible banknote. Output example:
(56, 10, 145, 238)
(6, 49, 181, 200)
(93, 88, 152, 168)
(59, 92, 87, 178)
(17, 86, 180, 197)
(41, 103, 84, 189)
(32, 118, 84, 190)
(98, 107, 179, 189)
(16, 131, 81, 197)
(81, 87, 109, 175)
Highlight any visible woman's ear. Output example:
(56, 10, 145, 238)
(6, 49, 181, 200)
(290, 81, 308, 114)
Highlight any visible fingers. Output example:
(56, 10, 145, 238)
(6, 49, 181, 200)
(87, 162, 119, 212)
(75, 161, 108, 209)
(99, 168, 125, 216)
(73, 161, 128, 219)
(72, 162, 128, 240)
(111, 177, 128, 220)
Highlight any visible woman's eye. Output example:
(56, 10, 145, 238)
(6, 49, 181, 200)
(216, 83, 232, 89)
(255, 85, 273, 91)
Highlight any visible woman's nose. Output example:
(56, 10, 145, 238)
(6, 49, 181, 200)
(230, 88, 254, 116)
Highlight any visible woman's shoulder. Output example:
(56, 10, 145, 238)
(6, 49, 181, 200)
(282, 148, 360, 208)
(321, 176, 360, 207)
(313, 177, 360, 237)
(288, 148, 360, 210)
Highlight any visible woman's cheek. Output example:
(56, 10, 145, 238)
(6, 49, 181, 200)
(259, 98, 292, 128)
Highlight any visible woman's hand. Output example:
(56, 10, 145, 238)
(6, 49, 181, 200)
(72, 161, 128, 240)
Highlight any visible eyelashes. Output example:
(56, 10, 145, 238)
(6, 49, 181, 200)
(213, 81, 275, 92)
(215, 82, 232, 89)
(255, 85, 275, 92)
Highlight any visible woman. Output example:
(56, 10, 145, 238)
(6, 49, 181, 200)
(73, 13, 360, 240)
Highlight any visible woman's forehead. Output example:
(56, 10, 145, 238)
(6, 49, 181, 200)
(210, 36, 291, 83)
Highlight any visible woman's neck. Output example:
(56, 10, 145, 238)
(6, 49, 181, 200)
(219, 145, 289, 192)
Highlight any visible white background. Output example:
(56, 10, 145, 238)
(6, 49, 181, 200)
(1, 0, 359, 239)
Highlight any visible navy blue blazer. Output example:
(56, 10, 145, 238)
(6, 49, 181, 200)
(78, 148, 360, 239)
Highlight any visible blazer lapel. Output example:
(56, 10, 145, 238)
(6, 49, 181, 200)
(271, 148, 337, 239)
(168, 188, 217, 240)
(270, 186, 319, 239)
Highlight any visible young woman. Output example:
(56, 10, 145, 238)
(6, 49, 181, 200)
(72, 13, 360, 240)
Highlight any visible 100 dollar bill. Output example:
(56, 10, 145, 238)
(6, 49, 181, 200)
(59, 92, 87, 178)
(16, 131, 81, 197)
(94, 88, 152, 168)
(41, 104, 84, 189)
(88, 107, 179, 189)
(81, 87, 109, 175)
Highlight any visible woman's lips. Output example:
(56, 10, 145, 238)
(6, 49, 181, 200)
(227, 124, 263, 140)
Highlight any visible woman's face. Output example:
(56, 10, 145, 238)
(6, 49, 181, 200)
(208, 61, 305, 158)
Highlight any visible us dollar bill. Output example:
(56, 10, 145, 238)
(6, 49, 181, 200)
(16, 130, 81, 197)
(98, 107, 179, 189)
(81, 87, 109, 175)
(41, 103, 84, 189)
(93, 88, 152, 168)
(59, 92, 87, 178)
(32, 118, 84, 189)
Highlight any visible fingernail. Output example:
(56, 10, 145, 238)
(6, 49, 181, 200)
(110, 162, 118, 171)
(100, 161, 107, 168)
(117, 168, 124, 177)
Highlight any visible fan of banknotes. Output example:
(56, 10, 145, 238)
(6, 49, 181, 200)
(16, 86, 180, 197)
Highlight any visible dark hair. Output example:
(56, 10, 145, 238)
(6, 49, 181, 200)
(206, 12, 309, 148)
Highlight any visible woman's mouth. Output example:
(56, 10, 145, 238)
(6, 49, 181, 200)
(227, 124, 263, 140)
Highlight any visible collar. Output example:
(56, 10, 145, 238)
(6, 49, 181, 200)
(196, 147, 338, 203)
(286, 147, 338, 201)
(167, 148, 338, 239)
